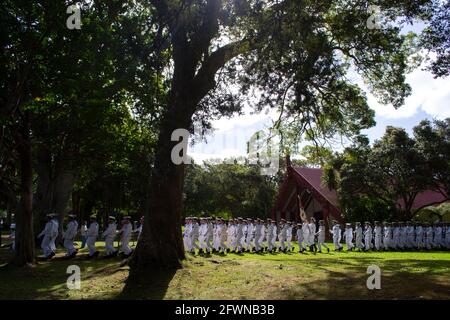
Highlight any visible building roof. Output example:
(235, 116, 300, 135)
(399, 190, 448, 210)
(291, 166, 339, 209)
(292, 166, 448, 211)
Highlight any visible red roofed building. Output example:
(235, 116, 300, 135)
(271, 157, 448, 233)
(271, 161, 344, 235)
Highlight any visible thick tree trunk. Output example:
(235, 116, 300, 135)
(33, 145, 75, 238)
(129, 99, 192, 273)
(11, 115, 35, 266)
(72, 190, 81, 218)
(6, 200, 15, 225)
(128, 12, 228, 273)
(33, 145, 52, 234)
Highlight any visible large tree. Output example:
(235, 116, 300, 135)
(413, 118, 450, 201)
(183, 161, 277, 218)
(129, 0, 436, 273)
(0, 0, 162, 265)
(371, 126, 431, 219)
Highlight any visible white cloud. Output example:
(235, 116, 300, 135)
(363, 67, 450, 120)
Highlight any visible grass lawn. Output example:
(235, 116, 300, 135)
(0, 235, 449, 300)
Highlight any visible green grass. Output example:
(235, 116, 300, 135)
(0, 235, 449, 300)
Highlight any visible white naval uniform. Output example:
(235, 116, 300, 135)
(38, 221, 54, 257)
(266, 224, 274, 250)
(330, 224, 342, 250)
(63, 220, 78, 256)
(433, 226, 443, 248)
(383, 226, 391, 250)
(227, 223, 236, 251)
(213, 224, 220, 251)
(235, 224, 244, 251)
(246, 223, 254, 251)
(102, 222, 117, 255)
(415, 226, 423, 249)
(297, 227, 305, 251)
(424, 227, 433, 249)
(206, 222, 214, 252)
(446, 226, 450, 249)
(258, 224, 266, 250)
(392, 227, 400, 249)
(315, 225, 329, 251)
(399, 227, 407, 249)
(308, 223, 316, 248)
(286, 225, 293, 250)
(86, 221, 99, 256)
(183, 223, 192, 251)
(355, 226, 363, 250)
(49, 218, 59, 253)
(120, 223, 133, 255)
(302, 222, 311, 246)
(219, 224, 228, 251)
(270, 225, 277, 249)
(374, 226, 382, 250)
(254, 224, 262, 251)
(190, 222, 199, 252)
(364, 226, 372, 250)
(240, 224, 248, 249)
(406, 226, 415, 249)
(343, 227, 353, 250)
(278, 224, 287, 251)
(198, 223, 208, 252)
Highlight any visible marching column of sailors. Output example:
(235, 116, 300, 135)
(36, 213, 144, 260)
(183, 217, 450, 254)
(29, 214, 450, 259)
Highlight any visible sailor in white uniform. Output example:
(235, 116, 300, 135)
(354, 222, 363, 251)
(198, 218, 208, 254)
(86, 215, 100, 258)
(363, 222, 373, 251)
(102, 216, 118, 257)
(63, 214, 78, 258)
(382, 222, 391, 250)
(119, 216, 133, 257)
(206, 217, 214, 253)
(343, 223, 354, 251)
(286, 221, 294, 252)
(329, 220, 342, 251)
(296, 223, 305, 253)
(374, 221, 382, 251)
(219, 218, 228, 253)
(246, 218, 254, 252)
(38, 213, 58, 259)
(415, 223, 423, 250)
(315, 220, 330, 253)
(277, 219, 287, 252)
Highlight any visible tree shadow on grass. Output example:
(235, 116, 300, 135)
(116, 268, 177, 300)
(278, 269, 450, 300)
(271, 257, 450, 300)
(0, 246, 128, 300)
